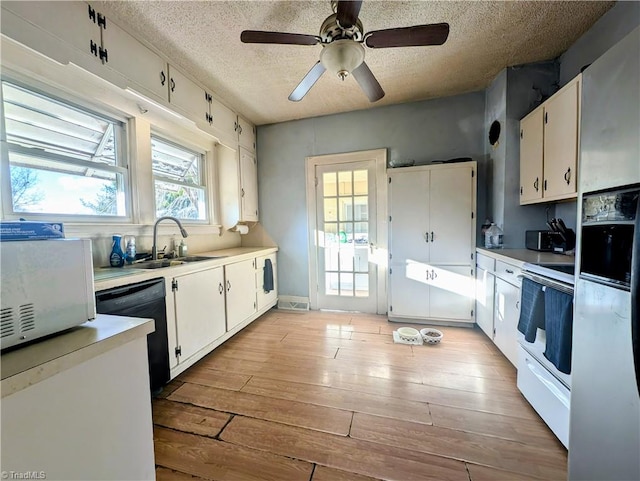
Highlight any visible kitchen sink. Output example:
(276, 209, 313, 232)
(125, 255, 226, 270)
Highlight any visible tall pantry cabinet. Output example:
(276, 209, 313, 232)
(388, 162, 477, 324)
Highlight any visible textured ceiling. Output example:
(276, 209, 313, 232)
(95, 1, 614, 126)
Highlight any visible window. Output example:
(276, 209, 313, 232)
(1, 80, 128, 217)
(151, 136, 207, 221)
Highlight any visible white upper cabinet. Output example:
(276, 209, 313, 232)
(237, 115, 256, 151)
(101, 19, 168, 103)
(239, 147, 259, 222)
(1, 1, 101, 65)
(167, 65, 209, 122)
(519, 74, 581, 205)
(210, 97, 238, 146)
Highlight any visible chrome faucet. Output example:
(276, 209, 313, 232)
(152, 216, 188, 260)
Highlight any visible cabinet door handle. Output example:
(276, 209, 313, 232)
(234, 121, 238, 132)
(241, 188, 245, 198)
(520, 186, 523, 196)
(431, 269, 437, 279)
(564, 167, 571, 185)
(505, 269, 514, 274)
(239, 125, 243, 135)
(544, 179, 548, 191)
(160, 70, 166, 86)
(424, 232, 429, 243)
(170, 78, 176, 92)
(226, 280, 231, 292)
(516, 300, 520, 309)
(218, 282, 224, 294)
(534, 177, 539, 192)
(90, 40, 98, 57)
(426, 270, 431, 280)
(430, 231, 434, 242)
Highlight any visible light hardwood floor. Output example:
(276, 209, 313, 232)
(153, 310, 567, 481)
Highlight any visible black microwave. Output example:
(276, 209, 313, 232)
(579, 185, 640, 290)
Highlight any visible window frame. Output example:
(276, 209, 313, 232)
(0, 77, 131, 223)
(150, 133, 210, 224)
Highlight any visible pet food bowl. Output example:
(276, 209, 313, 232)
(420, 328, 443, 344)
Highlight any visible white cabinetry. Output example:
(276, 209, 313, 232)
(219, 145, 259, 228)
(520, 75, 581, 204)
(237, 115, 256, 151)
(256, 252, 278, 311)
(475, 252, 495, 338)
(493, 260, 522, 367)
(171, 267, 226, 366)
(225, 259, 258, 331)
(388, 162, 476, 323)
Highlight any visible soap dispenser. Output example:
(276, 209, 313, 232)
(109, 235, 125, 267)
(178, 239, 188, 257)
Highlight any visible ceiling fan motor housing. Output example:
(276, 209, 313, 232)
(320, 13, 364, 43)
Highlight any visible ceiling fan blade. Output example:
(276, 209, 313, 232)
(364, 23, 449, 48)
(352, 62, 385, 102)
(241, 30, 320, 46)
(336, 0, 363, 29)
(289, 61, 327, 102)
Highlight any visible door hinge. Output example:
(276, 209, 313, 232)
(97, 12, 107, 29)
(171, 279, 178, 291)
(254, 301, 256, 309)
(493, 327, 496, 336)
(389, 267, 393, 275)
(175, 346, 182, 357)
(99, 46, 108, 63)
(389, 253, 392, 260)
(471, 252, 474, 260)
(471, 309, 474, 317)
(389, 215, 392, 222)
(88, 5, 96, 22)
(390, 305, 393, 312)
(471, 268, 474, 276)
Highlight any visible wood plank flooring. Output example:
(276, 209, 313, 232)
(153, 310, 567, 480)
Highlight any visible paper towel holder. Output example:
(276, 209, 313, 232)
(231, 223, 250, 235)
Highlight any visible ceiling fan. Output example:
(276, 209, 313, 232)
(240, 0, 449, 103)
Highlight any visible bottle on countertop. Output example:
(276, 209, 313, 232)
(178, 239, 188, 257)
(109, 235, 125, 267)
(125, 236, 136, 264)
(484, 223, 504, 249)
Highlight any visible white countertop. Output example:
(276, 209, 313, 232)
(476, 248, 575, 268)
(1, 314, 154, 397)
(94, 246, 277, 291)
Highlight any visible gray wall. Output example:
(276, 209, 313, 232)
(559, 1, 640, 87)
(257, 92, 485, 298)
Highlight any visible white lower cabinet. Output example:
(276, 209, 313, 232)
(494, 276, 521, 367)
(172, 267, 226, 364)
(256, 253, 278, 311)
(475, 266, 495, 339)
(225, 259, 258, 331)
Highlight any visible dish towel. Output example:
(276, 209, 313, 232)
(543, 287, 574, 374)
(263, 258, 274, 293)
(517, 277, 546, 343)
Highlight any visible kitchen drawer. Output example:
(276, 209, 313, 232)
(495, 260, 522, 287)
(476, 252, 495, 272)
(517, 345, 570, 447)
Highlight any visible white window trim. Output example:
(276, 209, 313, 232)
(1, 77, 132, 222)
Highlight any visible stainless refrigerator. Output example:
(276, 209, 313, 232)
(569, 27, 640, 481)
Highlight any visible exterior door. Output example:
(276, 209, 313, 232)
(315, 160, 378, 312)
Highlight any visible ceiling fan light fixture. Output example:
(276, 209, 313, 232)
(320, 39, 365, 80)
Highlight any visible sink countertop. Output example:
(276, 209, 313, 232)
(476, 248, 575, 268)
(94, 246, 278, 291)
(1, 314, 154, 397)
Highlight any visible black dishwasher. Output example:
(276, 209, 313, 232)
(95, 277, 170, 395)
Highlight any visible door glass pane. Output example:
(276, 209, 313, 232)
(326, 273, 339, 296)
(325, 246, 339, 271)
(354, 222, 368, 243)
(354, 246, 368, 272)
(355, 274, 369, 297)
(338, 171, 352, 195)
(340, 273, 353, 296)
(323, 172, 337, 196)
(354, 196, 368, 221)
(324, 198, 337, 221)
(353, 170, 368, 195)
(339, 248, 354, 272)
(324, 222, 338, 246)
(339, 197, 353, 221)
(339, 222, 353, 244)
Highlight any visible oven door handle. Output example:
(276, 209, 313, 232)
(520, 272, 574, 296)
